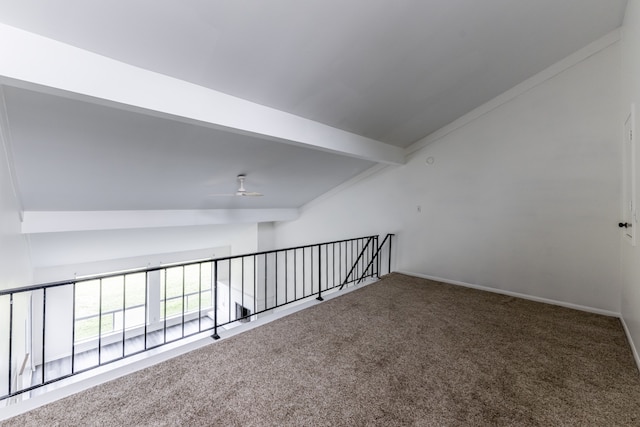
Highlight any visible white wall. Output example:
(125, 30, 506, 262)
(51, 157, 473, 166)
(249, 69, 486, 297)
(275, 37, 622, 313)
(257, 222, 276, 251)
(0, 93, 32, 290)
(621, 0, 640, 367)
(29, 223, 258, 283)
(1, 87, 33, 399)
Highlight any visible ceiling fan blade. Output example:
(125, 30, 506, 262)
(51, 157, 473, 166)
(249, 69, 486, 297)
(206, 175, 264, 197)
(207, 192, 263, 197)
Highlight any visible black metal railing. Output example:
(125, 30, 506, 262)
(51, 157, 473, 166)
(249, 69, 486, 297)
(0, 234, 394, 402)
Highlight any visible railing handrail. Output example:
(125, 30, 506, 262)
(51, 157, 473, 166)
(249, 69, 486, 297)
(0, 235, 379, 296)
(1, 233, 394, 402)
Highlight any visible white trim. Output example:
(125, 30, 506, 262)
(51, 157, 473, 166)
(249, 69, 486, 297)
(405, 28, 622, 157)
(620, 316, 640, 373)
(623, 103, 637, 246)
(397, 271, 620, 317)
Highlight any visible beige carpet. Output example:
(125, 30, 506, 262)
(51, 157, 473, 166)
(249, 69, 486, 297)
(3, 273, 640, 426)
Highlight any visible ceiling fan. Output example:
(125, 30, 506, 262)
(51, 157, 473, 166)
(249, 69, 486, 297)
(209, 175, 263, 197)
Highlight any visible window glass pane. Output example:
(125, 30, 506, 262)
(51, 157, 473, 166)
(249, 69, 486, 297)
(124, 273, 146, 329)
(184, 264, 200, 295)
(75, 280, 100, 341)
(75, 280, 100, 318)
(162, 267, 184, 318)
(101, 276, 124, 313)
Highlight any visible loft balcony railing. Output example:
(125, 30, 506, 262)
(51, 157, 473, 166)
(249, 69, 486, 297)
(0, 234, 394, 403)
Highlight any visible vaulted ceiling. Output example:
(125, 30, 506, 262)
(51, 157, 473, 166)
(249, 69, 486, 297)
(0, 0, 628, 231)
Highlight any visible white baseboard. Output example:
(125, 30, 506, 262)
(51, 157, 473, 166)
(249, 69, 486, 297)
(620, 317, 640, 373)
(397, 271, 620, 317)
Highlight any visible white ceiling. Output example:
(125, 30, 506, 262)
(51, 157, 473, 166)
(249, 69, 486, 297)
(5, 86, 374, 211)
(0, 0, 628, 219)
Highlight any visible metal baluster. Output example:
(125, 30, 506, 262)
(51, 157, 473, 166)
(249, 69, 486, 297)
(338, 242, 342, 284)
(241, 257, 245, 321)
(365, 237, 378, 277)
(212, 260, 220, 340)
(163, 270, 167, 344)
(390, 234, 394, 274)
(317, 245, 323, 301)
(351, 240, 354, 284)
(311, 247, 315, 295)
(366, 238, 370, 278)
(366, 238, 370, 277)
(198, 263, 202, 332)
(325, 244, 329, 289)
(71, 283, 76, 374)
(98, 280, 102, 366)
(122, 276, 126, 358)
(144, 272, 148, 351)
(333, 243, 336, 288)
(358, 239, 362, 281)
(8, 293, 13, 395)
(377, 236, 381, 278)
(365, 239, 369, 278)
(42, 289, 48, 381)
(181, 267, 185, 339)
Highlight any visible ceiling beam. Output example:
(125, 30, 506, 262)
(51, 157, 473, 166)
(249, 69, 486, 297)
(0, 24, 404, 165)
(21, 209, 299, 234)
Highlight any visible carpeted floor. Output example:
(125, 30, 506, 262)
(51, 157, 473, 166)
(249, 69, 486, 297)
(3, 273, 640, 426)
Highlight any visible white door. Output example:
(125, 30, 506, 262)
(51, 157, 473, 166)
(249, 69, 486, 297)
(622, 105, 636, 245)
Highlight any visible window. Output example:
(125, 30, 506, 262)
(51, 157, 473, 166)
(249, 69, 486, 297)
(74, 262, 214, 344)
